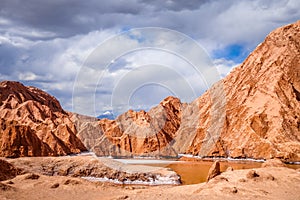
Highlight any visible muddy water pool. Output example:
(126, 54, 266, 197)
(116, 159, 300, 185)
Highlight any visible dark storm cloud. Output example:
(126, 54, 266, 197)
(138, 0, 209, 11)
(1, 0, 298, 43)
(0, 43, 20, 74)
(0, 0, 212, 41)
(0, 0, 299, 115)
(0, 0, 145, 39)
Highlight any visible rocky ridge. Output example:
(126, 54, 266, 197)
(179, 20, 300, 161)
(70, 96, 183, 157)
(0, 81, 86, 157)
(78, 20, 300, 161)
(0, 21, 299, 162)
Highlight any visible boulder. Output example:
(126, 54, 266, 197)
(0, 159, 20, 181)
(262, 159, 286, 168)
(206, 161, 221, 182)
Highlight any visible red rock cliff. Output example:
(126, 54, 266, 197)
(72, 96, 182, 157)
(0, 81, 86, 157)
(80, 21, 300, 161)
(2, 21, 299, 162)
(173, 20, 300, 162)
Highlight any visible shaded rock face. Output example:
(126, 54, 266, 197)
(0, 81, 86, 157)
(0, 159, 21, 181)
(0, 119, 53, 157)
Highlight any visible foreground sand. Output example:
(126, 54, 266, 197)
(1, 157, 300, 200)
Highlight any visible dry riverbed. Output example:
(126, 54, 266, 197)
(1, 156, 300, 200)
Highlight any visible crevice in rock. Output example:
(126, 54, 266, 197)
(292, 85, 300, 101)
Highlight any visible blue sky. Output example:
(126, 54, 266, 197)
(213, 44, 248, 63)
(0, 0, 299, 117)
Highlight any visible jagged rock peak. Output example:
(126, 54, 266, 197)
(183, 20, 300, 161)
(0, 80, 64, 113)
(0, 80, 86, 158)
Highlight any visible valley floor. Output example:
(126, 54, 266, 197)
(1, 157, 300, 200)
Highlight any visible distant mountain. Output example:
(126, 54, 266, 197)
(97, 110, 115, 120)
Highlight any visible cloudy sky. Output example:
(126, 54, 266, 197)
(0, 0, 299, 117)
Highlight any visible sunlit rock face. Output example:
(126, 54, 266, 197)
(0, 81, 86, 157)
(1, 21, 299, 162)
(81, 21, 300, 162)
(175, 20, 300, 162)
(72, 96, 182, 157)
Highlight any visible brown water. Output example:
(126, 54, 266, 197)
(141, 161, 300, 185)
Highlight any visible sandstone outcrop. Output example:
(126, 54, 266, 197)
(1, 21, 299, 162)
(77, 21, 300, 161)
(0, 81, 86, 157)
(0, 159, 21, 181)
(206, 161, 221, 182)
(177, 20, 300, 162)
(72, 96, 182, 157)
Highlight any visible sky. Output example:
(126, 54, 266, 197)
(0, 0, 299, 117)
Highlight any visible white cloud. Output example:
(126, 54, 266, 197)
(17, 72, 38, 81)
(72, 28, 217, 116)
(1, 0, 299, 116)
(213, 58, 240, 78)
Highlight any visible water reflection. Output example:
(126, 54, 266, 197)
(166, 161, 261, 184)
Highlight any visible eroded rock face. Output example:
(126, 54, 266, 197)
(0, 159, 21, 181)
(79, 21, 300, 161)
(102, 96, 181, 157)
(0, 81, 87, 157)
(178, 20, 300, 162)
(72, 96, 182, 157)
(1, 21, 299, 162)
(0, 119, 53, 157)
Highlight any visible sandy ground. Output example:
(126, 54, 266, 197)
(1, 158, 300, 200)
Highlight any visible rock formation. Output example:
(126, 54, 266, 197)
(79, 20, 300, 161)
(206, 161, 221, 182)
(1, 21, 299, 162)
(178, 20, 300, 162)
(0, 81, 86, 157)
(0, 159, 21, 181)
(72, 96, 182, 157)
